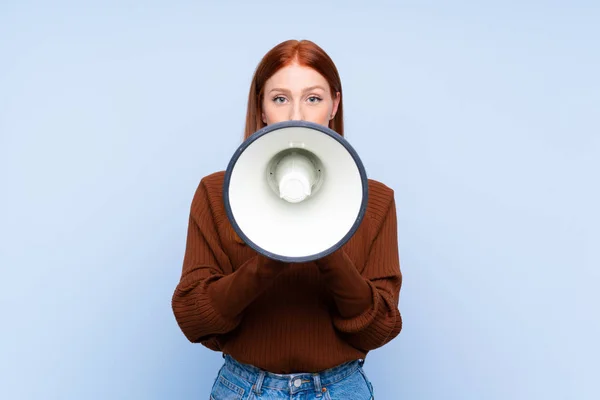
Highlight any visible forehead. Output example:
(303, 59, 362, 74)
(264, 63, 329, 91)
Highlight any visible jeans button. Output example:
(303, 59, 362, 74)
(293, 378, 301, 387)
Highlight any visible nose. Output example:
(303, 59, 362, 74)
(289, 104, 302, 121)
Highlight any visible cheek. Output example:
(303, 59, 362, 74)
(308, 105, 332, 124)
(262, 102, 281, 122)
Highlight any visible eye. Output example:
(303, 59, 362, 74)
(272, 96, 287, 104)
(307, 96, 322, 103)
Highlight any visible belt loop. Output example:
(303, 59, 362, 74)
(313, 373, 323, 397)
(253, 370, 265, 395)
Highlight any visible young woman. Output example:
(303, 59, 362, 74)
(172, 39, 402, 399)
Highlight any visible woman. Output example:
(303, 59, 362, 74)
(172, 39, 402, 399)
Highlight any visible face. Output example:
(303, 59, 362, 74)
(261, 62, 340, 127)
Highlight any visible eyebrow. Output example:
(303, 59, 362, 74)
(268, 85, 327, 94)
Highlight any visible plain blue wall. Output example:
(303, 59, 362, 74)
(1, 1, 598, 399)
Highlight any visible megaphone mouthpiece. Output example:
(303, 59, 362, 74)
(276, 151, 317, 203)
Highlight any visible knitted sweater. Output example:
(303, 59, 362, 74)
(171, 171, 402, 373)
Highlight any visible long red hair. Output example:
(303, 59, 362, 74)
(243, 40, 344, 140)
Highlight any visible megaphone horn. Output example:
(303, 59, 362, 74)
(223, 120, 368, 263)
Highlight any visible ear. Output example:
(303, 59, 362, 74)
(261, 112, 266, 124)
(331, 92, 341, 119)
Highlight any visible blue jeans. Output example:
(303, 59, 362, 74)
(210, 354, 375, 399)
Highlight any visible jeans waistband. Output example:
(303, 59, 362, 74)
(222, 354, 364, 394)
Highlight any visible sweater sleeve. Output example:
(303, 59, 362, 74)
(317, 195, 402, 352)
(171, 180, 284, 346)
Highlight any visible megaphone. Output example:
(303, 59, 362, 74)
(223, 120, 368, 263)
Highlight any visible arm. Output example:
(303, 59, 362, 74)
(316, 196, 402, 352)
(171, 180, 284, 347)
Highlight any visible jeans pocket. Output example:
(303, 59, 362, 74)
(210, 374, 245, 400)
(358, 367, 374, 398)
(323, 368, 372, 399)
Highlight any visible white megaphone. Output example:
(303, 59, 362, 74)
(223, 120, 368, 263)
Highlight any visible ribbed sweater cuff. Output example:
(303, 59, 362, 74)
(332, 280, 381, 333)
(207, 256, 284, 322)
(194, 279, 242, 334)
(317, 250, 373, 318)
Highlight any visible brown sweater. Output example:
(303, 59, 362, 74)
(171, 171, 402, 373)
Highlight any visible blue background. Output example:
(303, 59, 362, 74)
(1, 1, 598, 399)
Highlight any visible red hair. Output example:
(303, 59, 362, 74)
(244, 40, 344, 140)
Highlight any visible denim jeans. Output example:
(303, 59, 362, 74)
(210, 354, 375, 399)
